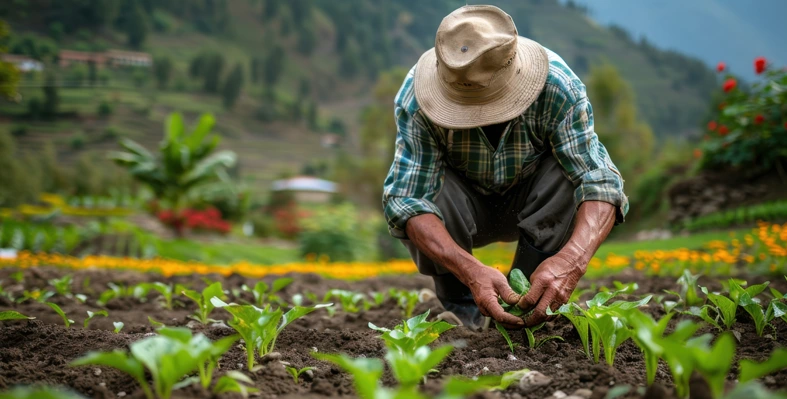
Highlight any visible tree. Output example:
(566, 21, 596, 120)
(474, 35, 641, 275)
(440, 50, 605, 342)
(222, 63, 244, 109)
(263, 45, 285, 88)
(203, 52, 224, 93)
(117, 0, 149, 49)
(109, 112, 237, 212)
(154, 55, 173, 89)
(339, 39, 362, 78)
(0, 21, 20, 99)
(587, 64, 654, 193)
(42, 71, 59, 118)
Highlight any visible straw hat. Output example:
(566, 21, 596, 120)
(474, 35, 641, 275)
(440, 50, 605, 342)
(414, 5, 549, 129)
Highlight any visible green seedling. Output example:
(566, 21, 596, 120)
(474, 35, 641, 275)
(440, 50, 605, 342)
(389, 289, 419, 318)
(212, 297, 331, 370)
(0, 280, 11, 301)
(47, 302, 74, 328)
(157, 327, 240, 390)
(0, 310, 34, 321)
(148, 316, 166, 328)
(700, 286, 737, 329)
(313, 350, 527, 399)
(17, 289, 55, 304)
(368, 309, 455, 355)
(495, 321, 563, 353)
(767, 300, 787, 325)
(285, 365, 316, 384)
(242, 277, 294, 307)
(135, 282, 182, 310)
(113, 322, 124, 333)
(369, 291, 387, 307)
(386, 344, 454, 388)
(84, 310, 108, 328)
(182, 282, 226, 324)
(500, 269, 531, 317)
(10, 270, 23, 283)
(739, 347, 787, 383)
(627, 311, 675, 386)
(212, 370, 259, 398)
(48, 275, 73, 297)
(72, 327, 237, 399)
(323, 289, 366, 313)
(97, 283, 134, 306)
(664, 270, 703, 309)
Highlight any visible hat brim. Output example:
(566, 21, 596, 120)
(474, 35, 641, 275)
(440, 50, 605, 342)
(414, 36, 549, 130)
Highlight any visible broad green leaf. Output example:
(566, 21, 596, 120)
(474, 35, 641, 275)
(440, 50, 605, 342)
(745, 281, 771, 299)
(113, 322, 124, 333)
(740, 348, 787, 383)
(271, 278, 294, 294)
(695, 333, 735, 398)
(157, 327, 194, 343)
(702, 287, 737, 329)
(767, 301, 787, 323)
(740, 293, 768, 336)
(148, 316, 165, 328)
(279, 303, 332, 333)
(46, 302, 72, 328)
(769, 287, 784, 299)
(586, 291, 616, 308)
(508, 269, 529, 295)
(0, 387, 87, 399)
(0, 310, 34, 321)
(368, 322, 391, 332)
(213, 371, 259, 398)
(607, 295, 652, 311)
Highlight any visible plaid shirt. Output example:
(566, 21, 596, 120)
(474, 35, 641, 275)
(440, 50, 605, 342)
(383, 48, 628, 238)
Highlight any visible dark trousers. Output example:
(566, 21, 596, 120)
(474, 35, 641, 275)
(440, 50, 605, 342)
(401, 155, 577, 327)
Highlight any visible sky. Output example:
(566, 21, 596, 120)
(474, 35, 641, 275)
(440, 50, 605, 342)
(564, 0, 787, 80)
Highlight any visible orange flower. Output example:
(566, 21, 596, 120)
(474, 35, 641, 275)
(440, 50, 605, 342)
(693, 149, 702, 159)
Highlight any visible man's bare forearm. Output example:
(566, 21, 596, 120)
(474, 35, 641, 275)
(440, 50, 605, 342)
(558, 201, 617, 273)
(404, 214, 481, 281)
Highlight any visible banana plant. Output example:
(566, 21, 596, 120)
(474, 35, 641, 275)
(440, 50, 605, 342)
(109, 112, 237, 213)
(368, 310, 455, 355)
(212, 298, 331, 370)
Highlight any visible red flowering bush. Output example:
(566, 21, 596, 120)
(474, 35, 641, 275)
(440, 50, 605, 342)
(157, 206, 231, 235)
(699, 56, 787, 173)
(271, 201, 310, 240)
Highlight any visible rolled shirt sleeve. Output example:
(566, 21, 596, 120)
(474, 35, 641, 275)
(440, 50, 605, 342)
(382, 103, 446, 238)
(549, 89, 629, 224)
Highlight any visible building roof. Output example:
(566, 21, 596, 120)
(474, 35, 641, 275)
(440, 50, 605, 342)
(271, 176, 338, 193)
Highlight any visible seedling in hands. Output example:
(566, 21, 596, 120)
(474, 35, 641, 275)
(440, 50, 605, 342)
(369, 310, 455, 355)
(182, 282, 226, 324)
(84, 310, 108, 328)
(285, 365, 316, 384)
(47, 302, 74, 328)
(212, 298, 331, 370)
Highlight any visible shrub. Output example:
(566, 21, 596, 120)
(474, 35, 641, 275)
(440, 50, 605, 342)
(97, 100, 113, 117)
(11, 124, 28, 137)
(699, 56, 787, 173)
(69, 132, 86, 150)
(299, 203, 377, 262)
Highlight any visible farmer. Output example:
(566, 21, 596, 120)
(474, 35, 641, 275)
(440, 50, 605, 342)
(382, 5, 628, 329)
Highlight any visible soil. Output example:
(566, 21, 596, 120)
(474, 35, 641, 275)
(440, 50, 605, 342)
(1, 267, 786, 399)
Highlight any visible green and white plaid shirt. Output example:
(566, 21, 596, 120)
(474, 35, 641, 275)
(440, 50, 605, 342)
(383, 48, 628, 239)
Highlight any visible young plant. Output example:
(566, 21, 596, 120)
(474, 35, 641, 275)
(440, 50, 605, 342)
(368, 309, 455, 355)
(212, 298, 331, 370)
(47, 302, 74, 328)
(84, 310, 108, 328)
(242, 277, 294, 307)
(369, 291, 387, 307)
(182, 282, 226, 324)
(0, 310, 34, 321)
(97, 283, 134, 306)
(664, 270, 703, 308)
(323, 289, 366, 313)
(385, 344, 454, 389)
(285, 365, 316, 384)
(389, 289, 420, 318)
(156, 327, 239, 390)
(212, 370, 259, 398)
(113, 322, 124, 333)
(700, 286, 737, 329)
(48, 275, 73, 297)
(71, 328, 234, 399)
(627, 310, 675, 386)
(17, 289, 55, 303)
(500, 269, 531, 317)
(135, 282, 181, 310)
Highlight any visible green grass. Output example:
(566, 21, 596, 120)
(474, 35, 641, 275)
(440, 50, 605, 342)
(155, 239, 299, 265)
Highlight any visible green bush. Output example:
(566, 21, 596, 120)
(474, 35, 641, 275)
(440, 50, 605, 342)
(97, 100, 113, 117)
(27, 97, 42, 119)
(680, 200, 787, 232)
(298, 203, 377, 262)
(69, 132, 86, 150)
(11, 125, 28, 137)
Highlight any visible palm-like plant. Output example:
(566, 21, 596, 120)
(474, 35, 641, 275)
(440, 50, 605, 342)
(110, 113, 237, 213)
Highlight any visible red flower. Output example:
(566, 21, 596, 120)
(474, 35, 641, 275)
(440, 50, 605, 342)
(722, 78, 736, 93)
(718, 102, 727, 110)
(716, 62, 726, 73)
(784, 122, 787, 130)
(754, 114, 765, 125)
(693, 149, 702, 159)
(707, 121, 717, 131)
(718, 125, 729, 136)
(754, 57, 767, 74)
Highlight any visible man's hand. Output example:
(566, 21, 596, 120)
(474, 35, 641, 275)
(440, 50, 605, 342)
(458, 264, 524, 328)
(517, 253, 584, 326)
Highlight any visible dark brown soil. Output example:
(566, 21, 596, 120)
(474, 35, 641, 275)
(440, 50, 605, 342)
(1, 266, 786, 399)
